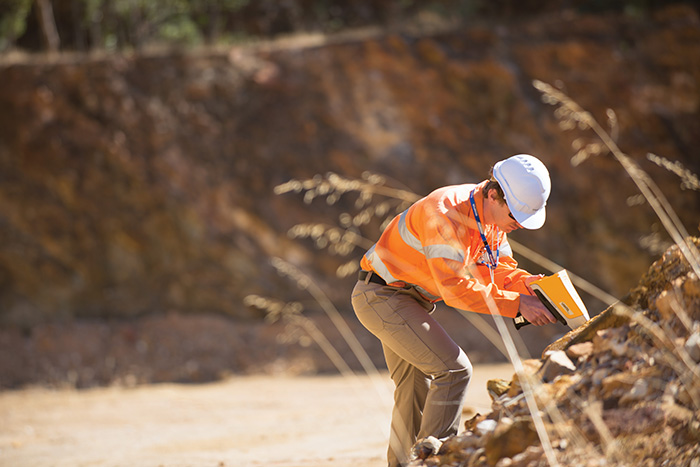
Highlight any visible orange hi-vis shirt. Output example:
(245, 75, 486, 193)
(359, 181, 533, 318)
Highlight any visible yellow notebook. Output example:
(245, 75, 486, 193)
(514, 270, 590, 330)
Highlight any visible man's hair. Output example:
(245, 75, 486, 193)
(485, 168, 506, 203)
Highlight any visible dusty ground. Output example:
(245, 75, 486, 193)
(0, 364, 512, 467)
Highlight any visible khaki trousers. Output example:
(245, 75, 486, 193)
(351, 280, 472, 467)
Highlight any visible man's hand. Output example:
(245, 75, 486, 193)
(522, 274, 544, 293)
(518, 294, 557, 326)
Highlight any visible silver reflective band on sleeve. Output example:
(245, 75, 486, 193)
(365, 244, 441, 301)
(424, 244, 464, 263)
(364, 245, 400, 284)
(398, 210, 423, 252)
(398, 210, 465, 264)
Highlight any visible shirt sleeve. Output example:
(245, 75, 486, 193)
(492, 233, 535, 296)
(493, 257, 536, 298)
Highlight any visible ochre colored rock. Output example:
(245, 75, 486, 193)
(507, 359, 542, 397)
(484, 417, 538, 466)
(487, 378, 511, 400)
(539, 350, 576, 382)
(542, 304, 631, 357)
(565, 341, 593, 361)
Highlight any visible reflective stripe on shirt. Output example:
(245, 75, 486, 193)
(397, 209, 466, 263)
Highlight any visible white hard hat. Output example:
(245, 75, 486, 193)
(493, 154, 551, 230)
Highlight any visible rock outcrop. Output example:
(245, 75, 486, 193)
(413, 237, 700, 466)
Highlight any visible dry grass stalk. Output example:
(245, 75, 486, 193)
(244, 294, 352, 373)
(507, 238, 620, 307)
(274, 171, 420, 207)
(276, 172, 415, 277)
(580, 399, 619, 459)
(469, 265, 561, 467)
(534, 79, 700, 281)
(269, 257, 392, 404)
(244, 293, 393, 436)
(647, 153, 700, 192)
(287, 223, 373, 255)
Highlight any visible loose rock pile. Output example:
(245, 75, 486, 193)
(412, 237, 700, 466)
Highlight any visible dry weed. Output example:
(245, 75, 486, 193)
(534, 79, 700, 281)
(647, 153, 700, 192)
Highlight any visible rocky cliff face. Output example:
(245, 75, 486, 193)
(0, 6, 698, 327)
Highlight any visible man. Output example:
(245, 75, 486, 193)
(351, 154, 557, 467)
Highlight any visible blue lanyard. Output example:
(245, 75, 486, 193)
(469, 189, 499, 280)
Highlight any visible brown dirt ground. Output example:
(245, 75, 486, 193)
(0, 364, 513, 467)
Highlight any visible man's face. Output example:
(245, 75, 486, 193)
(487, 190, 522, 233)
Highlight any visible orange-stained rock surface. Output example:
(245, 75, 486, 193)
(0, 7, 698, 387)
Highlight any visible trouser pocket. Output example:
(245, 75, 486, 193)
(352, 281, 434, 334)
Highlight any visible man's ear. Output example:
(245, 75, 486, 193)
(486, 187, 505, 205)
(486, 188, 497, 202)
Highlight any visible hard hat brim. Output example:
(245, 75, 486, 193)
(509, 204, 546, 230)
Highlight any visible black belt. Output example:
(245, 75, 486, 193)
(358, 270, 388, 286)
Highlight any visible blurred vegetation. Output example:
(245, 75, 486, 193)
(1, 0, 696, 53)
